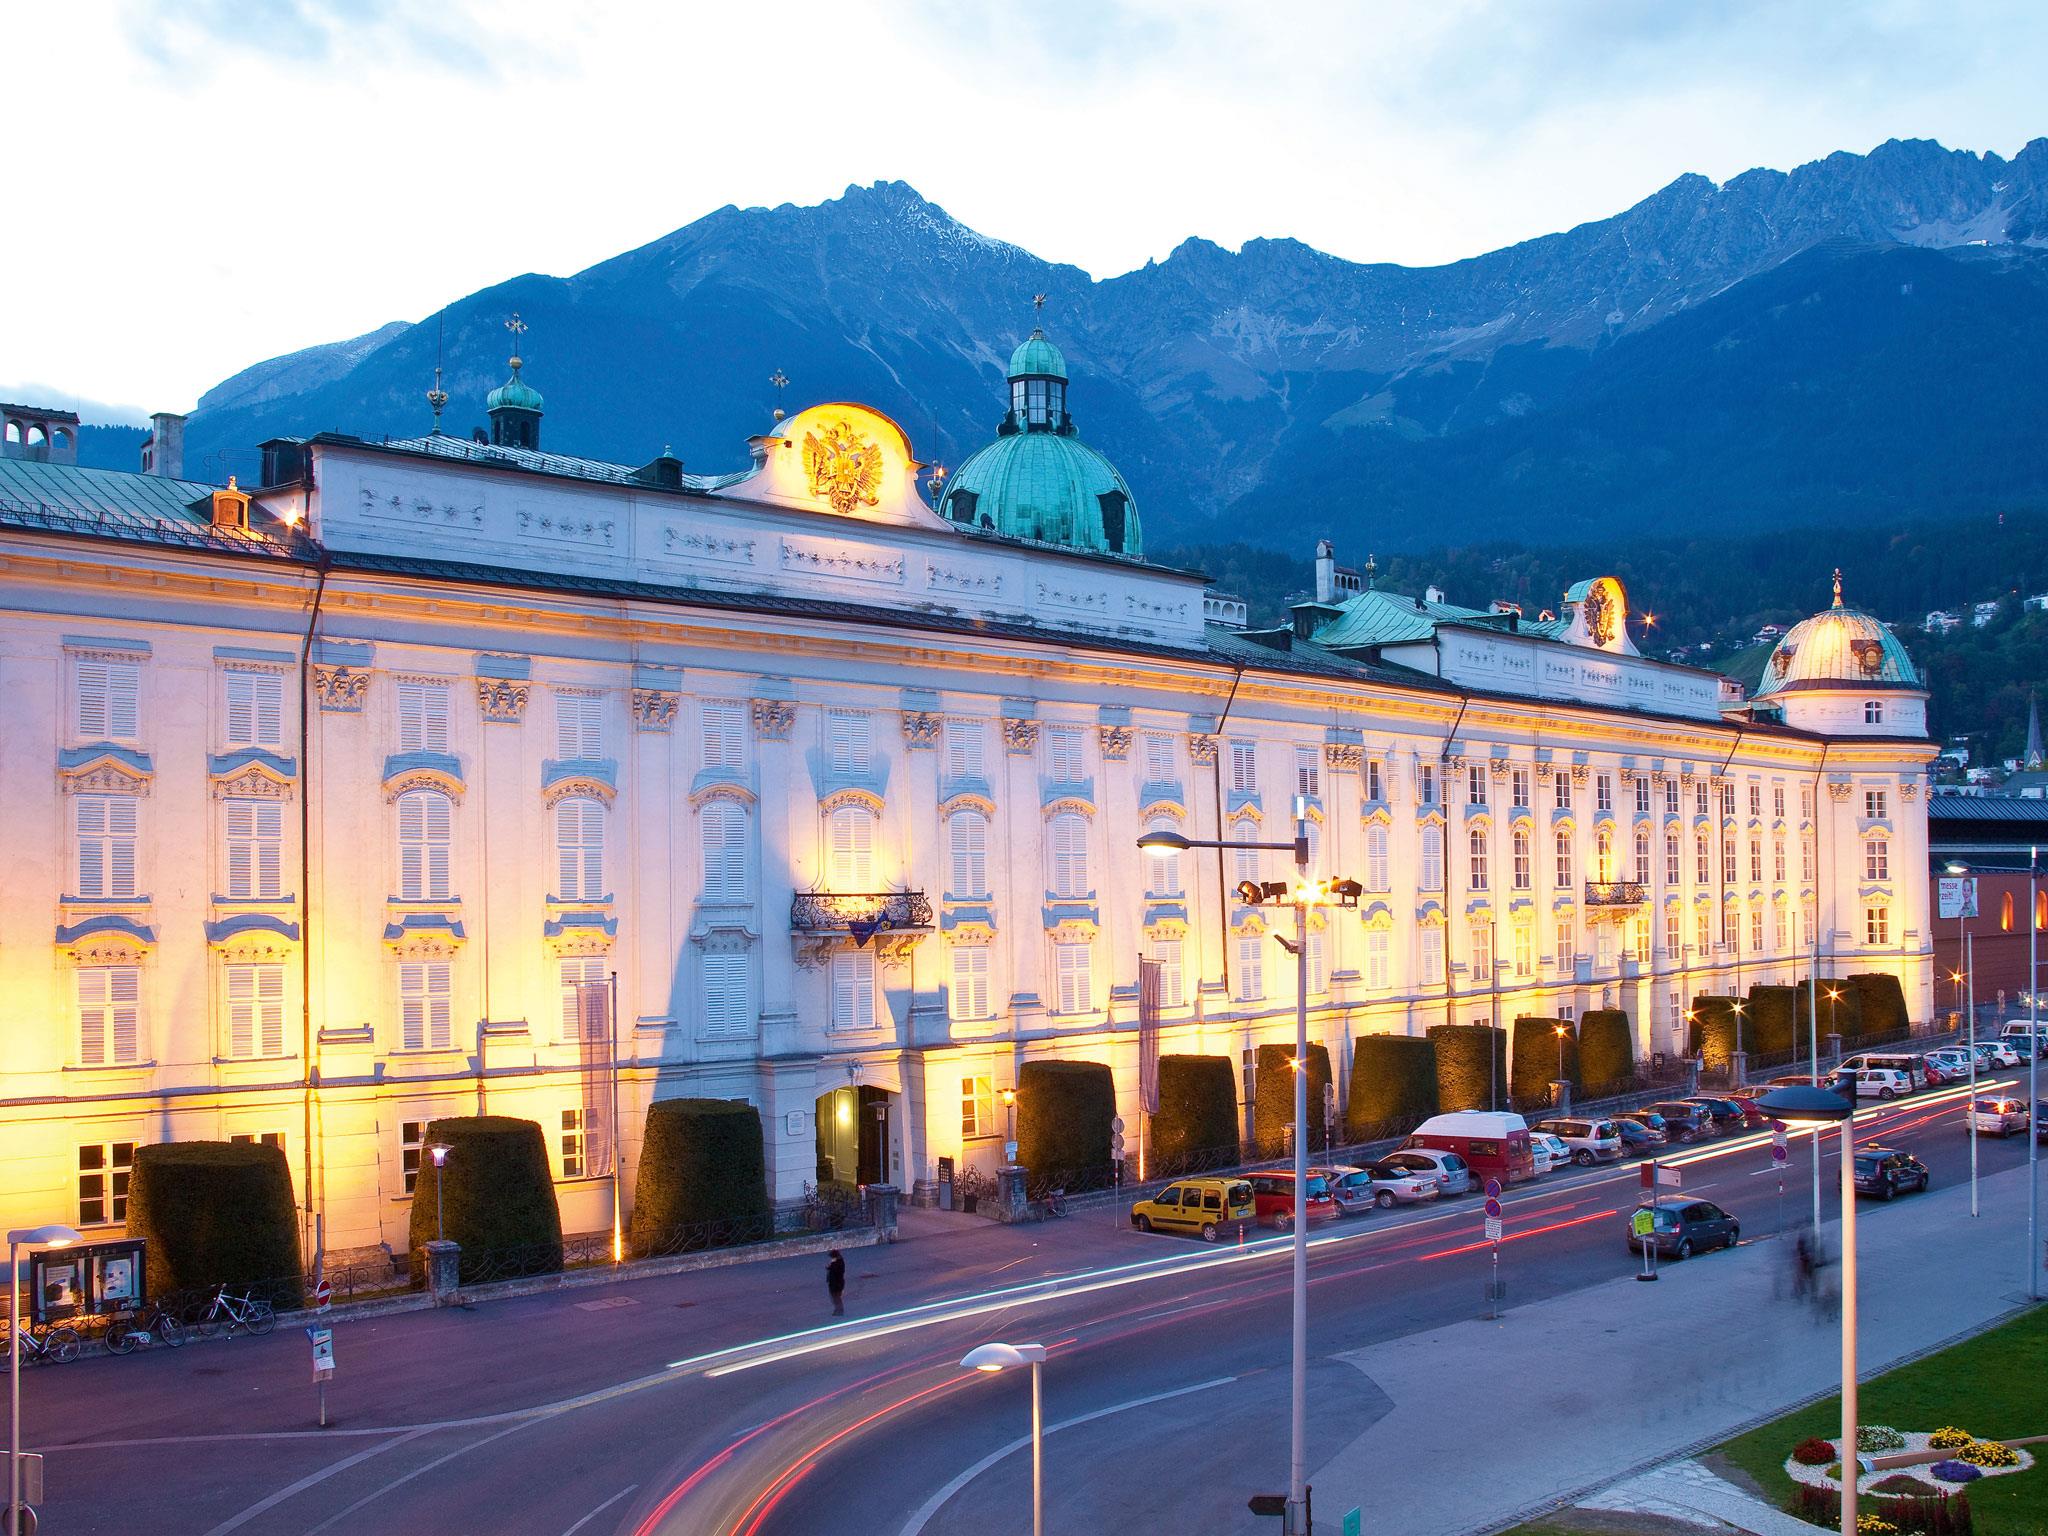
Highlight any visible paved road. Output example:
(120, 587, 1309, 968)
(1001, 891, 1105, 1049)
(20, 1079, 2038, 1536)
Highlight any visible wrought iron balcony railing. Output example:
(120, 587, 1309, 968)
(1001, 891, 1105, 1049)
(790, 890, 934, 937)
(1584, 880, 1648, 907)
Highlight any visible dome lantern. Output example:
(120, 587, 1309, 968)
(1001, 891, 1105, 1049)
(1005, 297, 1070, 435)
(486, 313, 544, 450)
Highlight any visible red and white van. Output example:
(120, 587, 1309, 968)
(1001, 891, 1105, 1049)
(1403, 1111, 1537, 1188)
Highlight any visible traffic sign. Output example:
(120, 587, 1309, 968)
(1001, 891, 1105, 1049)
(1247, 1494, 1286, 1517)
(307, 1325, 336, 1378)
(1483, 1197, 1502, 1220)
(12, 1451, 43, 1503)
(1771, 1142, 1789, 1165)
(313, 1277, 332, 1312)
(1485, 1178, 1502, 1199)
(1343, 1509, 1362, 1536)
(1632, 1208, 1655, 1237)
(1641, 1162, 1681, 1189)
(1484, 1215, 1503, 1243)
(1110, 1116, 1124, 1134)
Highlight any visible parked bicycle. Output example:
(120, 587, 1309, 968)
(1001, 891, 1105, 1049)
(194, 1284, 277, 1339)
(2, 1321, 82, 1366)
(105, 1302, 187, 1354)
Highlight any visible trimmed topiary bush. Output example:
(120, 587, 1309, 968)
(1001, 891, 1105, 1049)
(629, 1098, 769, 1256)
(408, 1116, 563, 1284)
(1150, 1055, 1241, 1173)
(1851, 973, 1911, 1040)
(1429, 1024, 1505, 1113)
(1254, 1043, 1332, 1157)
(1018, 1060, 1116, 1188)
(1578, 1009, 1634, 1089)
(1349, 1034, 1438, 1138)
(1510, 1016, 1577, 1096)
(1688, 996, 1742, 1071)
(127, 1141, 301, 1308)
(1799, 978, 1865, 1043)
(1747, 985, 1800, 1057)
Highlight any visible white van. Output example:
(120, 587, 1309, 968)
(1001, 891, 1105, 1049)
(1999, 1021, 2046, 1057)
(1840, 1052, 1920, 1087)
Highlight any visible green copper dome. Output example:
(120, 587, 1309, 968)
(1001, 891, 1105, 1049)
(487, 364, 543, 414)
(942, 430, 1140, 557)
(1754, 572, 1921, 697)
(1008, 330, 1067, 381)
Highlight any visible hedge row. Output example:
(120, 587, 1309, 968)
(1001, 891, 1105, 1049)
(1349, 1034, 1439, 1135)
(128, 1141, 302, 1307)
(1797, 979, 1866, 1042)
(409, 1115, 564, 1283)
(1018, 1060, 1116, 1183)
(1745, 985, 1800, 1057)
(1851, 972, 1910, 1039)
(1577, 1010, 1634, 1087)
(1254, 1042, 1332, 1156)
(1429, 1024, 1505, 1113)
(1688, 995, 1742, 1070)
(1510, 1016, 1578, 1093)
(1150, 1055, 1241, 1171)
(629, 1098, 769, 1255)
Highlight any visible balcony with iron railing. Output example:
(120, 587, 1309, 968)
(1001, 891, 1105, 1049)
(1584, 880, 1648, 907)
(790, 890, 934, 935)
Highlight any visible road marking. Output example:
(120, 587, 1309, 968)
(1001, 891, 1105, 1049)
(298, 1419, 536, 1535)
(200, 1427, 433, 1536)
(896, 1375, 1236, 1536)
(564, 1484, 638, 1536)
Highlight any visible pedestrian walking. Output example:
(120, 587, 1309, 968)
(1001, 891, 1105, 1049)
(826, 1249, 846, 1316)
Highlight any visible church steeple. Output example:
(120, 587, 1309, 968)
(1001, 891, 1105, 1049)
(486, 313, 544, 450)
(2027, 693, 2044, 771)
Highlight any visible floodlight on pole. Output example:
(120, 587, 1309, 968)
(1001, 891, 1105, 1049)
(10, 1222, 81, 1536)
(960, 1343, 1049, 1536)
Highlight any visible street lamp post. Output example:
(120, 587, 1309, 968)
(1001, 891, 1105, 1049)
(1554, 1023, 1569, 1104)
(1731, 999, 1747, 1086)
(1138, 809, 1354, 1536)
(1757, 1085, 1859, 1536)
(9, 1223, 82, 1536)
(961, 1342, 1048, 1536)
(427, 1143, 452, 1244)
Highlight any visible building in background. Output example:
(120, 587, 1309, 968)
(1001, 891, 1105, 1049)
(0, 326, 1935, 1262)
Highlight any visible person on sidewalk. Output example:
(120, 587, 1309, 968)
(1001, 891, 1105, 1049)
(826, 1249, 846, 1316)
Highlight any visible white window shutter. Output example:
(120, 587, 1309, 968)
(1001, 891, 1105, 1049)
(226, 672, 255, 747)
(258, 965, 285, 1056)
(76, 660, 109, 738)
(110, 967, 140, 1063)
(77, 969, 107, 1065)
(702, 953, 750, 1039)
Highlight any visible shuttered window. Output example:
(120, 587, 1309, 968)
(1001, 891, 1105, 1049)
(1418, 927, 1445, 986)
(554, 797, 606, 900)
(828, 805, 875, 888)
(701, 701, 745, 770)
(949, 944, 992, 1021)
(556, 694, 603, 759)
(1419, 825, 1444, 892)
(700, 952, 751, 1039)
(224, 797, 284, 900)
(701, 801, 748, 900)
(225, 963, 285, 1058)
(76, 794, 139, 898)
(1365, 928, 1390, 990)
(1054, 942, 1092, 1015)
(1305, 927, 1327, 994)
(1045, 725, 1086, 782)
(558, 957, 607, 1043)
(1144, 816, 1183, 897)
(1555, 830, 1574, 889)
(1142, 732, 1175, 782)
(947, 721, 986, 778)
(830, 950, 875, 1031)
(75, 656, 141, 741)
(396, 682, 450, 753)
(1047, 813, 1089, 899)
(397, 790, 452, 901)
(947, 811, 988, 899)
(224, 669, 284, 749)
(1235, 932, 1264, 1000)
(1229, 740, 1257, 793)
(827, 710, 871, 775)
(400, 962, 452, 1050)
(1151, 939, 1185, 1008)
(77, 966, 141, 1066)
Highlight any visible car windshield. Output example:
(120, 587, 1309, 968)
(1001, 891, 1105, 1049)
(1305, 1177, 1330, 1198)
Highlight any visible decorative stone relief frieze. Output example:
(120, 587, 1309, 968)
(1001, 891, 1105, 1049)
(662, 526, 757, 564)
(752, 700, 796, 740)
(359, 485, 482, 529)
(311, 664, 370, 713)
(632, 689, 680, 732)
(1570, 764, 1590, 785)
(476, 677, 530, 723)
(60, 760, 152, 797)
(516, 508, 615, 547)
(1827, 781, 1854, 801)
(1001, 718, 1041, 755)
(779, 538, 905, 583)
(211, 764, 294, 801)
(1323, 742, 1361, 773)
(1900, 781, 1920, 801)
(1098, 726, 1134, 761)
(1187, 734, 1218, 765)
(1490, 758, 1511, 780)
(901, 711, 942, 749)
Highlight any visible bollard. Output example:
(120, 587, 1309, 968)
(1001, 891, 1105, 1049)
(423, 1239, 461, 1304)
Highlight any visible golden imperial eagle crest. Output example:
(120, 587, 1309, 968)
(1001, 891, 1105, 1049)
(802, 420, 884, 515)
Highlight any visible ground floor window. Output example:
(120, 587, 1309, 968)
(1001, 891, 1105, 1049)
(78, 1141, 135, 1227)
(1865, 905, 1889, 946)
(561, 1108, 586, 1178)
(961, 1073, 994, 1140)
(401, 1119, 426, 1194)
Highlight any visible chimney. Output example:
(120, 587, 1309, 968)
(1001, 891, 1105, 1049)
(141, 412, 186, 478)
(1425, 584, 1445, 605)
(1314, 539, 1336, 605)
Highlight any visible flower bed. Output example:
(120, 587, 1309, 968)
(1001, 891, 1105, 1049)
(1783, 1429, 2032, 1501)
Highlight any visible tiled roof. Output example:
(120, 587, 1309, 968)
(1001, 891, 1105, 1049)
(1928, 793, 2048, 822)
(0, 458, 308, 560)
(1312, 587, 1500, 648)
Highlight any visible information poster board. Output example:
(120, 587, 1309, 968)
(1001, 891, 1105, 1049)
(31, 1238, 147, 1324)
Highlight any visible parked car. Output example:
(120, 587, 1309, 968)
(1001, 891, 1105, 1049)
(2037, 1101, 2048, 1142)
(1315, 1162, 1437, 1211)
(1404, 1111, 1537, 1189)
(1715, 1092, 1775, 1130)
(1851, 1146, 1929, 1200)
(1378, 1149, 1473, 1196)
(1841, 1052, 1923, 1085)
(1972, 1041, 2021, 1070)
(1248, 1171, 1341, 1226)
(1924, 1048, 1976, 1083)
(1611, 1116, 1666, 1151)
(1853, 1068, 1916, 1101)
(1625, 1199, 1740, 1259)
(1623, 1109, 1674, 1141)
(1682, 1096, 1755, 1132)
(1527, 1133, 1564, 1175)
(1998, 1021, 2047, 1055)
(1533, 1118, 1624, 1165)
(1970, 1097, 2029, 1137)
(1645, 1102, 1716, 1142)
(1130, 1177, 1256, 1241)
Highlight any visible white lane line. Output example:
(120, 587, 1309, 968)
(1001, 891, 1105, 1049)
(897, 1375, 1236, 1536)
(300, 1419, 534, 1535)
(200, 1427, 432, 1536)
(563, 1484, 638, 1536)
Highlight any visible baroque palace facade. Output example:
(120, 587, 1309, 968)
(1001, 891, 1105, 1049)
(0, 337, 1934, 1257)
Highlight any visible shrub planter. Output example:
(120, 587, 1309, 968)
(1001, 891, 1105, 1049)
(1428, 1024, 1504, 1113)
(1349, 1035, 1438, 1138)
(630, 1098, 771, 1257)
(1149, 1055, 1240, 1174)
(127, 1141, 302, 1309)
(1017, 1060, 1115, 1190)
(407, 1115, 563, 1285)
(1577, 1009, 1634, 1090)
(1253, 1042, 1331, 1158)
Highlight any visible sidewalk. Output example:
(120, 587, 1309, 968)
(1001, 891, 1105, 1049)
(1308, 1161, 2041, 1536)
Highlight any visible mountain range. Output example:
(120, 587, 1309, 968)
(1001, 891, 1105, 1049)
(120, 136, 2048, 553)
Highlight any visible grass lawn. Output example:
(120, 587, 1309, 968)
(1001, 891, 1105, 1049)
(1718, 1301, 2048, 1533)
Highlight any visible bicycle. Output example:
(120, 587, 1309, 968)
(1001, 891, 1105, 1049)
(195, 1284, 277, 1339)
(105, 1302, 187, 1355)
(2, 1321, 82, 1366)
(1042, 1186, 1068, 1218)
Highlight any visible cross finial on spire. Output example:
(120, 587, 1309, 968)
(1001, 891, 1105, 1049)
(1033, 293, 1046, 312)
(1832, 568, 1844, 608)
(505, 312, 527, 370)
(1364, 553, 1378, 589)
(769, 368, 789, 422)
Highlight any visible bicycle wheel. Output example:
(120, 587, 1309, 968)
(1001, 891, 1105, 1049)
(155, 1311, 187, 1348)
(247, 1299, 277, 1336)
(46, 1327, 82, 1364)
(106, 1318, 140, 1356)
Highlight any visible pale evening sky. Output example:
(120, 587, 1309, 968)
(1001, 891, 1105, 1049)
(4, 0, 2044, 421)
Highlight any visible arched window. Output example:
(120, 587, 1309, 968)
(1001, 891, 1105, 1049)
(1633, 828, 1651, 886)
(1144, 815, 1184, 897)
(2037, 889, 2047, 933)
(1365, 824, 1390, 892)
(828, 804, 874, 888)
(554, 796, 606, 900)
(701, 800, 748, 901)
(1048, 812, 1089, 899)
(1419, 824, 1444, 892)
(1554, 829, 1573, 889)
(1595, 829, 1613, 883)
(948, 809, 989, 899)
(1468, 828, 1489, 891)
(2002, 890, 2015, 931)
(397, 789, 452, 901)
(1512, 828, 1531, 890)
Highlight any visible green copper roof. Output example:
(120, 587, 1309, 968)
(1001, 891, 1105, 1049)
(1008, 330, 1067, 381)
(487, 363, 543, 414)
(1312, 587, 1488, 648)
(943, 429, 1140, 557)
(1754, 597, 1921, 696)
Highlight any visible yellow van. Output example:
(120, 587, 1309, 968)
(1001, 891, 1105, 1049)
(1130, 1177, 1256, 1242)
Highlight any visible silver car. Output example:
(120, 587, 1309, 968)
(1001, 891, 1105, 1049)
(1379, 1148, 1473, 1196)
